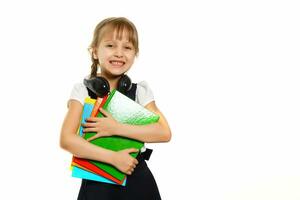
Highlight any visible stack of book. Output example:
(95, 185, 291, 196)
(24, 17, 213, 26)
(70, 89, 159, 186)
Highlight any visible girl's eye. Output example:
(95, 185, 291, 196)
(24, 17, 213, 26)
(106, 44, 113, 48)
(124, 46, 133, 50)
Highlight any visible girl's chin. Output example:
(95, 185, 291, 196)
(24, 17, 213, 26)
(100, 65, 130, 77)
(110, 69, 127, 75)
(109, 68, 129, 75)
(102, 70, 126, 78)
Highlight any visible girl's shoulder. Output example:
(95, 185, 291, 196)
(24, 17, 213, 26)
(69, 82, 89, 105)
(136, 81, 155, 107)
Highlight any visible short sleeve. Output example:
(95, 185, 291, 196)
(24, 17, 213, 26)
(136, 81, 154, 107)
(69, 83, 89, 106)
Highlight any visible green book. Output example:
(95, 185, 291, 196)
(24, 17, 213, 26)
(83, 89, 159, 181)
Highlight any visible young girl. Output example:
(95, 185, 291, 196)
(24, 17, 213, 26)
(60, 17, 172, 200)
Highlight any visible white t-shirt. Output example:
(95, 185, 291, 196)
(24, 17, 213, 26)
(69, 80, 154, 107)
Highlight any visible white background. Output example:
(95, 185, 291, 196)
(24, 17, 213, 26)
(0, 0, 299, 199)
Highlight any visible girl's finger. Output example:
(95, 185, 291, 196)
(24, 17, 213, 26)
(99, 108, 112, 118)
(85, 117, 98, 122)
(83, 128, 98, 133)
(125, 148, 139, 154)
(126, 170, 132, 175)
(86, 133, 101, 142)
(81, 122, 96, 128)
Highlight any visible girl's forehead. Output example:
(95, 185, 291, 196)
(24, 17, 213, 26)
(102, 28, 131, 41)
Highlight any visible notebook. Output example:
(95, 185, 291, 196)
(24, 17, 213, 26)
(72, 89, 159, 184)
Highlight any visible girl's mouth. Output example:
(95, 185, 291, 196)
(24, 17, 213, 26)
(109, 60, 125, 66)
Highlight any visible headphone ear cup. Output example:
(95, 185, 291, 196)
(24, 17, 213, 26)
(117, 74, 132, 94)
(84, 77, 110, 97)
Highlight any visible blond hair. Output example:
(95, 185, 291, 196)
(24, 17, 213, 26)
(88, 17, 139, 77)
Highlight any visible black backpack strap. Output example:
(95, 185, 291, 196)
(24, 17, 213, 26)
(126, 83, 137, 101)
(87, 87, 97, 99)
(141, 148, 153, 161)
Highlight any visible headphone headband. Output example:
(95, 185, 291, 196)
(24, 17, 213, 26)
(83, 75, 132, 98)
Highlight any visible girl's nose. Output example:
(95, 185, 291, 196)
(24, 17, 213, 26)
(114, 47, 124, 58)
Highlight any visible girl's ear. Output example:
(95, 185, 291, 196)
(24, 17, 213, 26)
(93, 52, 98, 60)
(90, 47, 98, 60)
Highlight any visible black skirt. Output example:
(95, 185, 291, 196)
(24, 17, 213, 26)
(77, 155, 161, 200)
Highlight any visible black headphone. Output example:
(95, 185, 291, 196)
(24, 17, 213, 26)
(83, 74, 132, 98)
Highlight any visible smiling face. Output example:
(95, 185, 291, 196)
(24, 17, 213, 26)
(92, 29, 136, 79)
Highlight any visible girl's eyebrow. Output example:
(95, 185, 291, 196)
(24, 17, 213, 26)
(102, 39, 132, 44)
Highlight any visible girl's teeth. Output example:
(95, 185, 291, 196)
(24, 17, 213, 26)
(111, 61, 123, 66)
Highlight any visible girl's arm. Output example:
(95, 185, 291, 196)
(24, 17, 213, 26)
(60, 100, 138, 175)
(84, 101, 172, 143)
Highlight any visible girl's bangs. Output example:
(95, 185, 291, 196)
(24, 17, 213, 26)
(103, 22, 136, 44)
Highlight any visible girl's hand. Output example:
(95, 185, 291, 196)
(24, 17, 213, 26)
(82, 108, 120, 141)
(112, 148, 139, 175)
